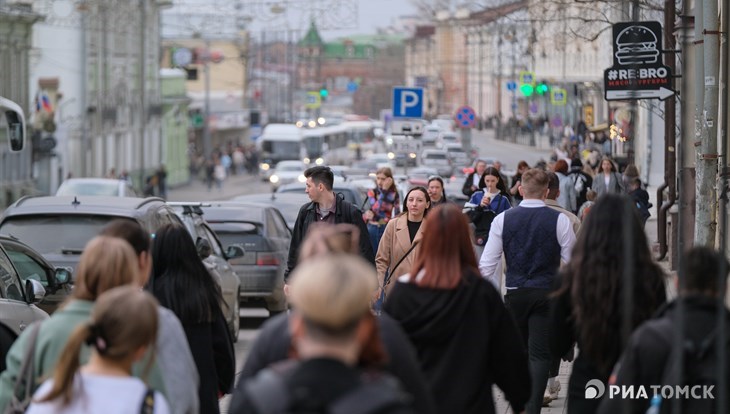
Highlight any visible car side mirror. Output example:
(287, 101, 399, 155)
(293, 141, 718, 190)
(196, 237, 212, 259)
(225, 244, 245, 260)
(54, 267, 72, 285)
(0, 96, 26, 152)
(25, 279, 46, 304)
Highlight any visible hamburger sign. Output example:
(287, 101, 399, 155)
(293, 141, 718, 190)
(604, 21, 675, 101)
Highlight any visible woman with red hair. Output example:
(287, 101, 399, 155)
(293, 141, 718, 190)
(384, 204, 530, 414)
(553, 159, 576, 212)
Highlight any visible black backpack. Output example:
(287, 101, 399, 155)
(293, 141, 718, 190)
(243, 361, 412, 414)
(658, 325, 730, 413)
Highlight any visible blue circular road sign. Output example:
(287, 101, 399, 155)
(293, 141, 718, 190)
(455, 106, 477, 129)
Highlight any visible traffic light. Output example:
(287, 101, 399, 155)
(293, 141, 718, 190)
(319, 88, 328, 101)
(536, 83, 549, 95)
(519, 83, 534, 97)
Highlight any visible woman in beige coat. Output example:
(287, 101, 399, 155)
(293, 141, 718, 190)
(376, 186, 431, 297)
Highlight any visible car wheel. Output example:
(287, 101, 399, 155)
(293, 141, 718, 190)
(229, 290, 240, 343)
(0, 326, 17, 372)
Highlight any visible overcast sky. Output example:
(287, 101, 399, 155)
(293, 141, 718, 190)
(163, 0, 418, 40)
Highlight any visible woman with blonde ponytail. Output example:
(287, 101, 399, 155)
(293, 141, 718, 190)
(0, 236, 168, 412)
(28, 286, 170, 413)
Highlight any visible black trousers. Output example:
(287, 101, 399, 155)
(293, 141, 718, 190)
(505, 288, 552, 414)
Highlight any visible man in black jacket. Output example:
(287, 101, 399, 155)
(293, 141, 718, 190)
(598, 247, 730, 414)
(230, 255, 414, 414)
(285, 166, 374, 282)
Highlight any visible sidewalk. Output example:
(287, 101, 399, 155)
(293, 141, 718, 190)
(166, 172, 263, 202)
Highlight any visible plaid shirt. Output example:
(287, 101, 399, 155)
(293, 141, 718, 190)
(367, 188, 400, 224)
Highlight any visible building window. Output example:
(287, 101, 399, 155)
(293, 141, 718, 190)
(346, 45, 354, 57)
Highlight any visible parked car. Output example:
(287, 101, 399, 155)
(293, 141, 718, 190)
(199, 202, 290, 314)
(269, 160, 307, 190)
(0, 235, 72, 315)
(0, 241, 49, 371)
(421, 149, 453, 177)
(0, 196, 243, 335)
(231, 193, 310, 230)
(0, 196, 182, 277)
(170, 204, 244, 340)
(56, 178, 139, 197)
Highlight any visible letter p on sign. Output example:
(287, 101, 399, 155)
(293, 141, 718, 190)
(392, 87, 424, 118)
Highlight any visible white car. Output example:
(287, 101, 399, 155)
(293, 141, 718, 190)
(269, 161, 307, 190)
(437, 132, 460, 148)
(421, 149, 452, 177)
(443, 143, 470, 169)
(56, 178, 139, 197)
(421, 126, 441, 146)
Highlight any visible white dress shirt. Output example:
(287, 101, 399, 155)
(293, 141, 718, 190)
(478, 199, 576, 290)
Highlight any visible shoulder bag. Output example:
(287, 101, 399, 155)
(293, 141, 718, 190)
(5, 322, 42, 414)
(374, 241, 419, 313)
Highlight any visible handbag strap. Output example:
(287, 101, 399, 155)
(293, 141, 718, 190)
(139, 388, 155, 414)
(13, 321, 42, 405)
(383, 241, 419, 288)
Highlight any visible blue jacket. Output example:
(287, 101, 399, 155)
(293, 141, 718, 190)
(468, 191, 511, 214)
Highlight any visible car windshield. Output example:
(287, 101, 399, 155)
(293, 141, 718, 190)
(278, 165, 303, 172)
(57, 182, 118, 196)
(425, 153, 448, 160)
(0, 215, 128, 254)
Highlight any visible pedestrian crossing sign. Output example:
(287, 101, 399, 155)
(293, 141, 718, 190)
(305, 92, 321, 109)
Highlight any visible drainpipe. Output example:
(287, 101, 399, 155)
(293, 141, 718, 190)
(657, 0, 677, 260)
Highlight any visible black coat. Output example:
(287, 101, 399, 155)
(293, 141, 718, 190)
(384, 270, 530, 414)
(461, 172, 481, 197)
(598, 296, 730, 414)
(183, 306, 235, 414)
(232, 358, 414, 414)
(230, 312, 436, 414)
(285, 194, 374, 281)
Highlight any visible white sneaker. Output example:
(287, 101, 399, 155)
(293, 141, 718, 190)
(542, 390, 553, 406)
(548, 379, 561, 400)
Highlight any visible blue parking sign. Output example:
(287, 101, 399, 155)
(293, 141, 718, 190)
(392, 87, 424, 118)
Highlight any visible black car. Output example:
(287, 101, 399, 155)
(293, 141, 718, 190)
(0, 196, 185, 309)
(0, 235, 72, 315)
(199, 202, 290, 314)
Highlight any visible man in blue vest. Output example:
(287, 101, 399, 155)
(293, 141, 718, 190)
(479, 168, 576, 414)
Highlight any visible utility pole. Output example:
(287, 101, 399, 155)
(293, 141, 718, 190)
(496, 24, 502, 141)
(203, 37, 212, 159)
(139, 0, 147, 189)
(695, 0, 719, 246)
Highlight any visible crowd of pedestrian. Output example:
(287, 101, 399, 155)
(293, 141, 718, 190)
(3, 144, 729, 414)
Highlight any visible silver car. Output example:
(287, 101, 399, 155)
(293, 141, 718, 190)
(0, 243, 48, 371)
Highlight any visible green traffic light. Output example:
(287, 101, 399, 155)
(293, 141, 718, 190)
(519, 84, 534, 97)
(319, 88, 328, 98)
(536, 84, 549, 95)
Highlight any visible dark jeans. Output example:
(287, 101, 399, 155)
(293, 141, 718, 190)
(505, 288, 552, 414)
(367, 222, 386, 253)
